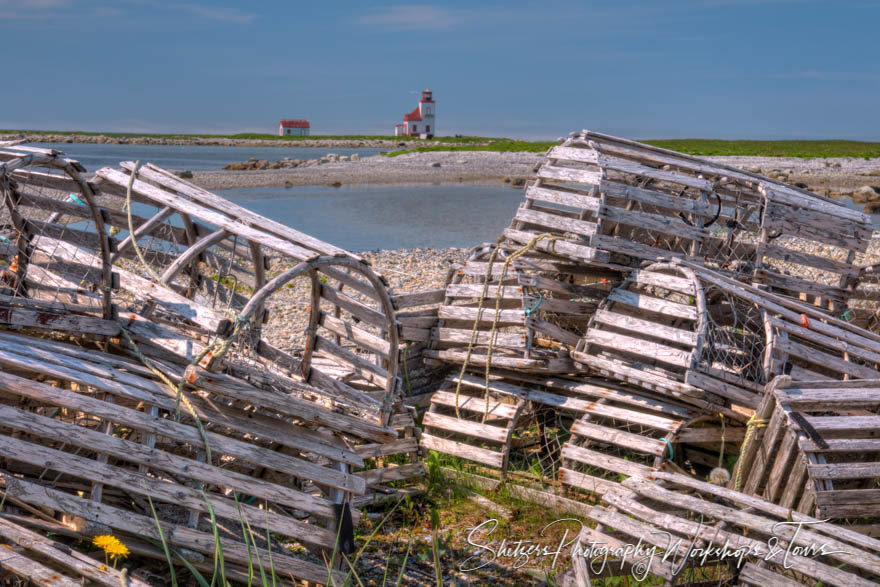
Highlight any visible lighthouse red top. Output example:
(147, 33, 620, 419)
(419, 89, 434, 103)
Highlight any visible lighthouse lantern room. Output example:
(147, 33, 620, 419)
(394, 89, 435, 138)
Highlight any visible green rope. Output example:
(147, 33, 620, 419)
(524, 291, 543, 315)
(660, 437, 674, 460)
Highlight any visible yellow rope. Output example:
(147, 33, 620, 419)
(451, 233, 562, 421)
(733, 415, 768, 491)
(718, 413, 725, 469)
(453, 241, 502, 419)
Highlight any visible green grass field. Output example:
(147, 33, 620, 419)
(4, 129, 880, 158)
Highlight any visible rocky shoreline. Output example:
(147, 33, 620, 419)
(189, 150, 880, 210)
(0, 132, 457, 149)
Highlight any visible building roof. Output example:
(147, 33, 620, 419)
(280, 119, 310, 128)
(403, 106, 421, 122)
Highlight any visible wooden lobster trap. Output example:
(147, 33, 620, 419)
(735, 377, 880, 526)
(572, 260, 880, 419)
(0, 146, 426, 582)
(425, 242, 621, 374)
(507, 131, 871, 312)
(560, 471, 880, 586)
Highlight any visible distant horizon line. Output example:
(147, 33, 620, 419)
(3, 128, 880, 144)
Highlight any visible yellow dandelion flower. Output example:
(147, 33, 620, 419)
(92, 535, 130, 560)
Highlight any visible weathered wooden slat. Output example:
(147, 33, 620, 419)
(184, 366, 396, 443)
(420, 433, 505, 467)
(3, 477, 341, 586)
(629, 269, 696, 295)
(557, 467, 619, 495)
(422, 349, 573, 373)
(422, 412, 509, 443)
(0, 544, 82, 587)
(525, 185, 600, 212)
(452, 374, 682, 430)
(97, 168, 319, 261)
(514, 206, 598, 237)
(546, 145, 600, 164)
(599, 178, 713, 215)
(570, 419, 666, 456)
(319, 283, 387, 327)
(591, 309, 697, 346)
(600, 205, 706, 242)
(503, 228, 608, 262)
(0, 431, 338, 548)
(597, 153, 715, 191)
(764, 200, 870, 251)
(586, 328, 692, 368)
(445, 283, 525, 299)
(527, 317, 581, 347)
(355, 462, 426, 485)
(313, 334, 388, 385)
(774, 338, 880, 379)
(0, 371, 364, 495)
(683, 370, 760, 408)
(438, 305, 525, 325)
(125, 162, 356, 259)
(319, 312, 391, 357)
(434, 327, 526, 348)
(537, 165, 602, 185)
(0, 517, 146, 587)
(762, 243, 859, 277)
(353, 438, 419, 459)
(429, 390, 519, 419)
(561, 444, 652, 477)
(572, 352, 703, 399)
(392, 288, 445, 309)
(606, 289, 697, 320)
(0, 305, 119, 336)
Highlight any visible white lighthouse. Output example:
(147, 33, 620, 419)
(394, 89, 435, 138)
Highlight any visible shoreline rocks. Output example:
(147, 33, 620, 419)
(0, 132, 462, 149)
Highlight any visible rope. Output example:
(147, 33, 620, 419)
(124, 161, 166, 285)
(452, 241, 502, 419)
(402, 343, 412, 395)
(524, 291, 543, 315)
(660, 437, 674, 461)
(451, 233, 563, 422)
(733, 415, 768, 491)
(118, 327, 213, 464)
(718, 413, 725, 469)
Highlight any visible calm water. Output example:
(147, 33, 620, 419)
(34, 142, 385, 172)
(218, 184, 524, 251)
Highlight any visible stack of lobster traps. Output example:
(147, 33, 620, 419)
(411, 131, 880, 584)
(0, 143, 425, 584)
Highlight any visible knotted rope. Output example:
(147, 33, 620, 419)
(733, 415, 768, 491)
(452, 233, 562, 422)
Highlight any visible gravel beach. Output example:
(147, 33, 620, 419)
(188, 150, 880, 196)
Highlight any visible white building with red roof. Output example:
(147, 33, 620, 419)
(279, 119, 310, 136)
(394, 89, 435, 138)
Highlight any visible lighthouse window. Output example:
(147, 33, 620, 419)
(413, 125, 417, 132)
(426, 125, 430, 133)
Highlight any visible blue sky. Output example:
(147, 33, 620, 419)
(1, 0, 878, 139)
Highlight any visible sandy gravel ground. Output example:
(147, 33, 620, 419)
(192, 151, 542, 190)
(189, 150, 880, 195)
